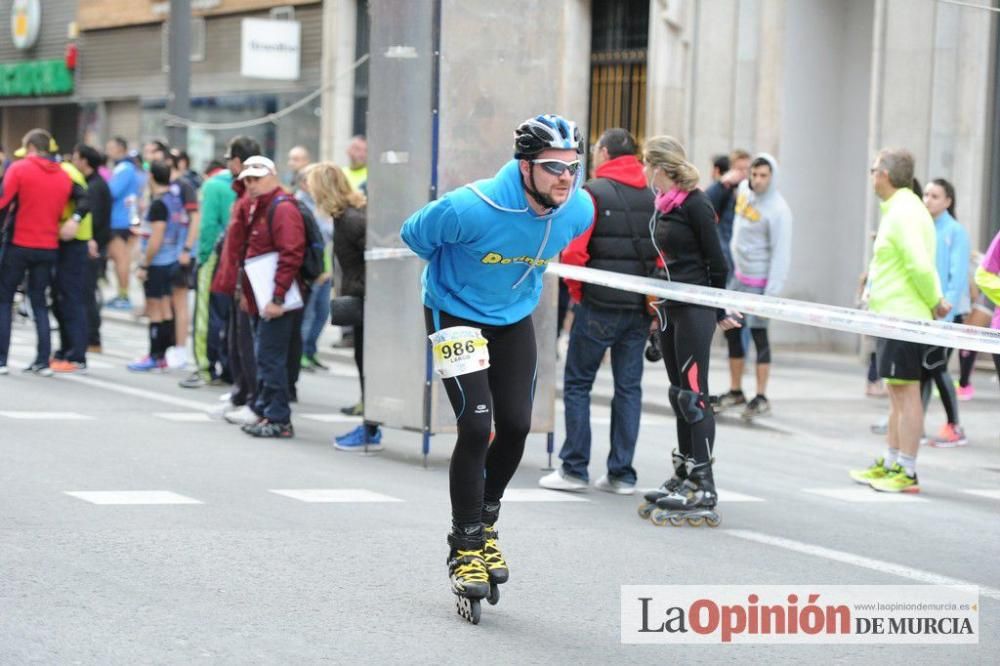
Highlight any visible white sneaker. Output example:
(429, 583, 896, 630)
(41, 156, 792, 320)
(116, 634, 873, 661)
(219, 391, 233, 402)
(538, 469, 588, 492)
(223, 405, 259, 425)
(209, 401, 236, 420)
(0, 365, 8, 375)
(165, 346, 190, 370)
(595, 473, 636, 495)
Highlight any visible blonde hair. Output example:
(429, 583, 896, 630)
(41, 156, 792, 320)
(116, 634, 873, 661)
(642, 135, 700, 191)
(304, 162, 366, 217)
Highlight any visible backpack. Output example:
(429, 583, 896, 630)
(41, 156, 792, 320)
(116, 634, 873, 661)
(266, 194, 325, 283)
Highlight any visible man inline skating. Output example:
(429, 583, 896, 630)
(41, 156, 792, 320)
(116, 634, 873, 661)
(401, 114, 593, 624)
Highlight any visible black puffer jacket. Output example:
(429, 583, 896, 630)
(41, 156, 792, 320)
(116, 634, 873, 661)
(333, 205, 367, 298)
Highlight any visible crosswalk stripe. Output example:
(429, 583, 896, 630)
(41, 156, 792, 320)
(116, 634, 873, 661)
(64, 491, 202, 505)
(500, 488, 590, 502)
(269, 489, 404, 503)
(0, 411, 94, 420)
(153, 412, 213, 422)
(802, 487, 929, 503)
(4, 352, 114, 371)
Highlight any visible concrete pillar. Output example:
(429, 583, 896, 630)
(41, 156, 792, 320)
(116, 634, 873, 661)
(320, 0, 359, 164)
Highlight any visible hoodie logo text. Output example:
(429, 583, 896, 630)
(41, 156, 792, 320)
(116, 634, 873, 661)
(481, 252, 549, 268)
(734, 193, 762, 222)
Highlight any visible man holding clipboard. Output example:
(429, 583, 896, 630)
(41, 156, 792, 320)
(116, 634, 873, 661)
(217, 155, 306, 439)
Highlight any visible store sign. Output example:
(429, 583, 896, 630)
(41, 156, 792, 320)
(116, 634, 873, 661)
(0, 59, 74, 97)
(11, 0, 41, 50)
(240, 18, 300, 81)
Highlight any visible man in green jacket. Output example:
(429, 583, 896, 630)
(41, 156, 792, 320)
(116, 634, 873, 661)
(850, 148, 950, 493)
(179, 138, 244, 388)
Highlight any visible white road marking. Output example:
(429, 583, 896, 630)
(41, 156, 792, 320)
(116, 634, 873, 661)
(299, 413, 361, 423)
(724, 529, 1000, 601)
(326, 364, 359, 377)
(2, 351, 114, 370)
(64, 491, 202, 505)
(153, 412, 213, 422)
(501, 488, 591, 502)
(716, 490, 766, 503)
(60, 374, 215, 412)
(269, 489, 403, 503)
(802, 487, 929, 503)
(0, 411, 94, 420)
(554, 401, 672, 427)
(964, 490, 1000, 501)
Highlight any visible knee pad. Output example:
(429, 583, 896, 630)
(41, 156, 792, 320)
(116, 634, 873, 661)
(669, 385, 706, 424)
(751, 328, 771, 364)
(725, 327, 745, 359)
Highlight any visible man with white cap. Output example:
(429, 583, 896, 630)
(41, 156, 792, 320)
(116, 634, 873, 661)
(214, 155, 306, 438)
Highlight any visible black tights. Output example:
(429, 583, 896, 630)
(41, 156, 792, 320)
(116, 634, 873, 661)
(660, 305, 717, 465)
(426, 308, 536, 529)
(920, 347, 959, 425)
(725, 326, 771, 364)
(352, 323, 378, 436)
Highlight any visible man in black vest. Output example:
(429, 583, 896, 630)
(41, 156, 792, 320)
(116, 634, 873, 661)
(539, 128, 658, 494)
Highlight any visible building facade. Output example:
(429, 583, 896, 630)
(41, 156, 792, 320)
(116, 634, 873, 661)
(642, 0, 998, 349)
(75, 0, 325, 173)
(0, 0, 80, 152)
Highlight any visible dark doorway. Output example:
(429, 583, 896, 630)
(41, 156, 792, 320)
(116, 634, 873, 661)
(589, 0, 649, 149)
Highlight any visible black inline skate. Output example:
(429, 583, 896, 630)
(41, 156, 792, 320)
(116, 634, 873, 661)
(650, 462, 721, 527)
(481, 501, 506, 606)
(447, 525, 491, 624)
(637, 449, 688, 519)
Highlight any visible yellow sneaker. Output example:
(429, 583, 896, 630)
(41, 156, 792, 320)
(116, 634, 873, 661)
(869, 464, 920, 493)
(848, 457, 889, 485)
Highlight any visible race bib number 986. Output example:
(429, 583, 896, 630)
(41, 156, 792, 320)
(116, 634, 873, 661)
(428, 326, 490, 378)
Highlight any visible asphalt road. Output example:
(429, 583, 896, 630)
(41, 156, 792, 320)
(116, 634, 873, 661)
(2, 316, 998, 663)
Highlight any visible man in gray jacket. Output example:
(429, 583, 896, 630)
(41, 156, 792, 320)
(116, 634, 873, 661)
(713, 153, 792, 419)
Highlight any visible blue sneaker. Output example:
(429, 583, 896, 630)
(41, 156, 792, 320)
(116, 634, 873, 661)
(106, 296, 133, 311)
(127, 355, 167, 372)
(333, 425, 383, 451)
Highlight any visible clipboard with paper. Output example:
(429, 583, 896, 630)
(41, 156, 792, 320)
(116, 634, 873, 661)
(243, 251, 304, 312)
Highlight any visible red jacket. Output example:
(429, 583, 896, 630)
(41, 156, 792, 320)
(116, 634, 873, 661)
(561, 155, 648, 302)
(0, 155, 74, 250)
(211, 185, 305, 316)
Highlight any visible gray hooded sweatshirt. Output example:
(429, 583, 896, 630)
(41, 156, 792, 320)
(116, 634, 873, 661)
(729, 152, 793, 296)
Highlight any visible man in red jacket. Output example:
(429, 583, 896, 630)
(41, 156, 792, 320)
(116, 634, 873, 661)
(215, 155, 306, 438)
(0, 129, 89, 376)
(539, 128, 659, 494)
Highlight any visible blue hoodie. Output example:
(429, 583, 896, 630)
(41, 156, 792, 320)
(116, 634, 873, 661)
(933, 210, 971, 320)
(108, 158, 142, 230)
(401, 159, 594, 326)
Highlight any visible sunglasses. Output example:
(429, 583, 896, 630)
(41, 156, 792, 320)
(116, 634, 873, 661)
(532, 159, 581, 177)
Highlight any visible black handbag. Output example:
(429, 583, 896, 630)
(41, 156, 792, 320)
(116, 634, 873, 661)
(330, 295, 363, 326)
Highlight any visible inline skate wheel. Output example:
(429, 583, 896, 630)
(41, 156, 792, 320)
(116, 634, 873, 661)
(687, 516, 705, 527)
(668, 514, 685, 527)
(638, 503, 655, 519)
(487, 583, 500, 606)
(650, 510, 669, 526)
(456, 595, 481, 624)
(706, 515, 721, 528)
